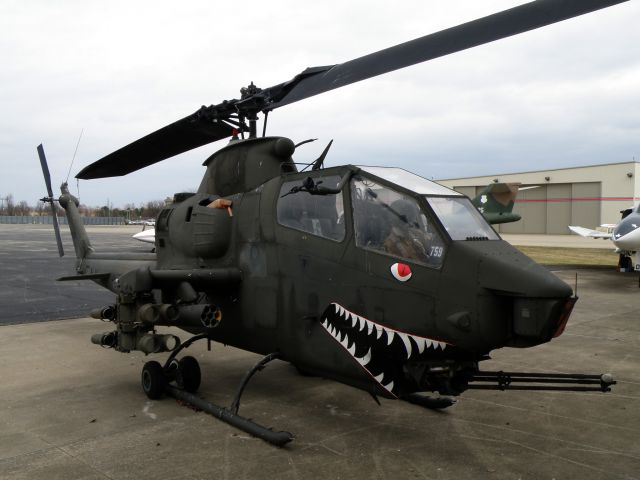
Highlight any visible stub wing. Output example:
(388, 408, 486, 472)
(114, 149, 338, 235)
(568, 226, 612, 239)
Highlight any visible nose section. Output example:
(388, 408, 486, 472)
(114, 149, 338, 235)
(509, 296, 577, 346)
(478, 247, 572, 298)
(478, 246, 575, 347)
(612, 221, 640, 250)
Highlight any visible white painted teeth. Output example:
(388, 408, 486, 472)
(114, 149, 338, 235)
(397, 332, 412, 358)
(356, 347, 372, 366)
(386, 329, 395, 345)
(327, 303, 449, 359)
(323, 303, 453, 397)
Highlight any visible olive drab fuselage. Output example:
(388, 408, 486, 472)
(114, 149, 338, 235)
(72, 136, 572, 399)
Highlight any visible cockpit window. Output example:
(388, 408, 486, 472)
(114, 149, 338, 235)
(427, 197, 499, 241)
(351, 177, 445, 268)
(277, 175, 345, 241)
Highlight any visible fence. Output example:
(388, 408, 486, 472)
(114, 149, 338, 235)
(0, 216, 124, 225)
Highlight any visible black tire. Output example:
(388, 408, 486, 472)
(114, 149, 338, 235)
(178, 356, 201, 393)
(141, 361, 166, 399)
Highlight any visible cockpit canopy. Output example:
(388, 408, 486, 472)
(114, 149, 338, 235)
(276, 166, 498, 269)
(356, 167, 498, 242)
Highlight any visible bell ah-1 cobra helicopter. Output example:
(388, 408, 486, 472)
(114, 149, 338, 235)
(38, 0, 624, 446)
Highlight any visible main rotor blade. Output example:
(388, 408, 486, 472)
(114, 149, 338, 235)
(76, 114, 235, 179)
(267, 0, 628, 109)
(74, 0, 626, 178)
(37, 144, 54, 198)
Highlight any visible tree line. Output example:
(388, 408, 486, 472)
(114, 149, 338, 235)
(0, 194, 167, 220)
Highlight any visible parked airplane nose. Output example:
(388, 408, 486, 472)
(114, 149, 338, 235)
(612, 221, 640, 250)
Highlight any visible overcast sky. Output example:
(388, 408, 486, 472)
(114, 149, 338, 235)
(2, 0, 638, 208)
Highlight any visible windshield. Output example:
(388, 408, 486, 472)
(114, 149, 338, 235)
(351, 177, 446, 268)
(427, 197, 499, 241)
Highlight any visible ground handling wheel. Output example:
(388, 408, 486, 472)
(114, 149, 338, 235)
(141, 360, 166, 399)
(178, 356, 201, 393)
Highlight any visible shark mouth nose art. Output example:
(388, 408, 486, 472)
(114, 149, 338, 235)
(320, 303, 450, 396)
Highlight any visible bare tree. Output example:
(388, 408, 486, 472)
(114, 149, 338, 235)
(141, 200, 165, 219)
(15, 200, 31, 216)
(5, 194, 15, 216)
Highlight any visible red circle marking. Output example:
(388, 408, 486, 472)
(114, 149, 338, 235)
(398, 263, 410, 278)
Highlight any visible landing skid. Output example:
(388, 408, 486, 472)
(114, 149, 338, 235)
(142, 335, 294, 447)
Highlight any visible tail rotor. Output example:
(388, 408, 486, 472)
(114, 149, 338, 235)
(37, 144, 65, 257)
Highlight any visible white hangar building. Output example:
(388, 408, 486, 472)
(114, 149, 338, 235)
(438, 161, 640, 234)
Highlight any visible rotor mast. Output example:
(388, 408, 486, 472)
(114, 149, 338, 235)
(239, 82, 263, 138)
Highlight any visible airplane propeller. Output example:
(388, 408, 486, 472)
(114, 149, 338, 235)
(37, 144, 65, 257)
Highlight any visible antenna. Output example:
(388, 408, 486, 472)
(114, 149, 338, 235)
(66, 129, 84, 183)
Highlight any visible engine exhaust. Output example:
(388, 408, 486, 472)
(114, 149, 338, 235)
(137, 303, 180, 324)
(90, 306, 116, 321)
(91, 331, 117, 348)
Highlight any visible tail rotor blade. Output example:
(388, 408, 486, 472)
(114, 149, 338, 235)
(50, 203, 65, 257)
(37, 144, 54, 198)
(36, 144, 65, 257)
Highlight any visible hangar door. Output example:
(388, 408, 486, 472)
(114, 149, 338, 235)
(498, 182, 601, 234)
(454, 182, 600, 234)
(499, 186, 547, 234)
(571, 182, 601, 231)
(546, 184, 572, 234)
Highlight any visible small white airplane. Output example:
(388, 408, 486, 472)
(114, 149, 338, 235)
(132, 228, 155, 244)
(125, 219, 156, 226)
(569, 205, 640, 271)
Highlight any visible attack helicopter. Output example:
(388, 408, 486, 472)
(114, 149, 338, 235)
(38, 0, 625, 446)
